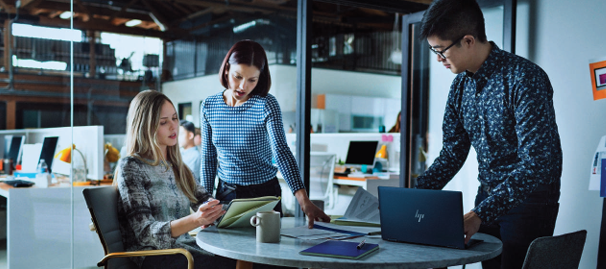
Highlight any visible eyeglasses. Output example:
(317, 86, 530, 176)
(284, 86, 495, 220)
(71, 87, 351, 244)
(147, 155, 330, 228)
(429, 36, 465, 59)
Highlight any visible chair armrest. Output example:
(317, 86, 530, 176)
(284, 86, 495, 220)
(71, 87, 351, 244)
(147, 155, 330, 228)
(98, 248, 194, 269)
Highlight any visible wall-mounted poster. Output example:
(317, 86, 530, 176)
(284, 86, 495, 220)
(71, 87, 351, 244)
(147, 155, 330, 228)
(589, 59, 606, 100)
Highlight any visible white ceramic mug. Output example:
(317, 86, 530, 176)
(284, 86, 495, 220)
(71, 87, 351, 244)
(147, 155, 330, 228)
(250, 211, 281, 243)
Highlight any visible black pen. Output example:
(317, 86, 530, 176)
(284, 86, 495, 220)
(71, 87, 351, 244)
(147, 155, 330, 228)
(356, 239, 366, 249)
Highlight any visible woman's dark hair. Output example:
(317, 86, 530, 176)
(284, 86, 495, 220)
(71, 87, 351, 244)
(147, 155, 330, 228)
(420, 0, 487, 44)
(219, 40, 271, 97)
(179, 120, 195, 134)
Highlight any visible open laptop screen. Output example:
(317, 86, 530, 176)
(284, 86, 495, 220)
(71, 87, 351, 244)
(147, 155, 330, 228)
(38, 136, 59, 173)
(378, 187, 483, 249)
(5, 135, 25, 164)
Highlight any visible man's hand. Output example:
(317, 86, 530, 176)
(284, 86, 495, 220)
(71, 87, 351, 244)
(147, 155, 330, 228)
(463, 211, 482, 244)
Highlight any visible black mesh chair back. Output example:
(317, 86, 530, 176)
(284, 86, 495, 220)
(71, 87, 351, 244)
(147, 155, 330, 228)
(83, 186, 137, 269)
(521, 229, 587, 269)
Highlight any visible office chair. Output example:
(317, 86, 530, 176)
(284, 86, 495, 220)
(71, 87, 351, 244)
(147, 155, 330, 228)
(521, 229, 587, 269)
(308, 152, 337, 209)
(83, 186, 194, 269)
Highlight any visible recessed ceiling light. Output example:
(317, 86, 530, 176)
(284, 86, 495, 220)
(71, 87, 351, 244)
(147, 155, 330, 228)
(59, 11, 72, 19)
(125, 19, 142, 27)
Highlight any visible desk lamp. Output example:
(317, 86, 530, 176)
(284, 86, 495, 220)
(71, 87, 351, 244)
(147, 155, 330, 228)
(375, 145, 388, 159)
(104, 143, 120, 163)
(104, 142, 120, 180)
(54, 144, 88, 183)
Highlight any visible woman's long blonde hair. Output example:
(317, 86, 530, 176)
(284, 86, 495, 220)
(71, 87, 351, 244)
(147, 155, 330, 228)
(117, 90, 198, 202)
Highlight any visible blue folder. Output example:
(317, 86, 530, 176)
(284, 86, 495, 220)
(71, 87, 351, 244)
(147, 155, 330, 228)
(299, 240, 379, 260)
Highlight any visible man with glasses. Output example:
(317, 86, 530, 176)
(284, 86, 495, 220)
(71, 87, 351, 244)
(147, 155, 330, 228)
(414, 0, 562, 268)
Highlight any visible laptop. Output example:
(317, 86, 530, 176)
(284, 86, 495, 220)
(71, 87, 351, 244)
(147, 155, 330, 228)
(378, 186, 483, 249)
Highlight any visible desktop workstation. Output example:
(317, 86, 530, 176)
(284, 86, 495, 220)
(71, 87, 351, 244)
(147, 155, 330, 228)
(279, 137, 400, 215)
(0, 126, 106, 268)
(336, 140, 400, 197)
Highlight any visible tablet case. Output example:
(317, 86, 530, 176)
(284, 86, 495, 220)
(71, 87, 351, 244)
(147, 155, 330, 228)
(300, 240, 379, 260)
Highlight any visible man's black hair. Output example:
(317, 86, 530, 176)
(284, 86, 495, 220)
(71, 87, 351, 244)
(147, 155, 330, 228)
(420, 0, 487, 43)
(179, 120, 196, 134)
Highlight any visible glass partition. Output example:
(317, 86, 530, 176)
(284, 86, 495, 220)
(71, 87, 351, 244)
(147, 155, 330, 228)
(0, 0, 515, 267)
(308, 3, 403, 216)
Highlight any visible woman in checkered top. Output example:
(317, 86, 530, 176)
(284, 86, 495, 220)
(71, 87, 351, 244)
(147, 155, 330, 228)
(200, 40, 330, 229)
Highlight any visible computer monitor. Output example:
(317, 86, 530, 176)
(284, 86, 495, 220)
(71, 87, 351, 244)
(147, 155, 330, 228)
(3, 135, 25, 164)
(38, 136, 59, 173)
(344, 140, 379, 170)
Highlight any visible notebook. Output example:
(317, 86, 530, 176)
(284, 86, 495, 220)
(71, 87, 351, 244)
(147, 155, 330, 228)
(377, 186, 483, 249)
(300, 240, 379, 259)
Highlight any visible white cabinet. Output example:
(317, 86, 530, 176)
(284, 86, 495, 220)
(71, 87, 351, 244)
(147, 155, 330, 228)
(324, 94, 352, 131)
(311, 108, 339, 133)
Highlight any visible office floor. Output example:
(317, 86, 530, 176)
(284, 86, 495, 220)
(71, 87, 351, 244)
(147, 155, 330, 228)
(0, 239, 6, 269)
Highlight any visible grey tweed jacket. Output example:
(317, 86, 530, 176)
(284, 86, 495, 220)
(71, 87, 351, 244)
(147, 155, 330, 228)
(116, 156, 213, 267)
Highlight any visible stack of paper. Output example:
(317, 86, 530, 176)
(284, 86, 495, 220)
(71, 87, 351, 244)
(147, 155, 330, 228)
(332, 188, 381, 227)
(281, 222, 379, 240)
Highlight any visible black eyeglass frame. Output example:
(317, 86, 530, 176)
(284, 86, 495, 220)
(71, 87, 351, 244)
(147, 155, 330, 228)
(429, 35, 465, 59)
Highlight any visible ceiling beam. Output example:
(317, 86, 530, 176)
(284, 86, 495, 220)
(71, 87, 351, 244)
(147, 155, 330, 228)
(313, 0, 429, 14)
(73, 0, 91, 22)
(110, 18, 130, 26)
(35, 1, 153, 22)
(21, 0, 42, 9)
(172, 2, 193, 15)
(108, 0, 139, 23)
(168, 0, 281, 14)
(48, 10, 63, 18)
(0, 0, 16, 13)
(38, 16, 168, 38)
(156, 0, 180, 18)
(141, 0, 169, 31)
(179, 6, 213, 24)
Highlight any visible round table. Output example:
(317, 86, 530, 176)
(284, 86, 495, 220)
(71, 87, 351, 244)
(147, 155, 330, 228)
(196, 217, 502, 269)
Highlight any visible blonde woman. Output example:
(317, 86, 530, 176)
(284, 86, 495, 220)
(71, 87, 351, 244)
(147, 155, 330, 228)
(115, 90, 236, 269)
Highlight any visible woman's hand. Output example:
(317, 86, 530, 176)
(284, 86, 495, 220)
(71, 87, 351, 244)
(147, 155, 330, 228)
(294, 189, 331, 228)
(195, 199, 225, 227)
(170, 199, 226, 238)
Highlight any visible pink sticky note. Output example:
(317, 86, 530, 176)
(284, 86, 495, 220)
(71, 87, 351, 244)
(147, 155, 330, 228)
(382, 135, 393, 142)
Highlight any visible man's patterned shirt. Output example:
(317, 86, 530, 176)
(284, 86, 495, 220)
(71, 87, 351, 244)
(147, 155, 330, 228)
(416, 43, 562, 224)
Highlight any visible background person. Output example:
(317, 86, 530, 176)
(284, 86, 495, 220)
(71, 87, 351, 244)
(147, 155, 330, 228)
(200, 40, 330, 229)
(179, 120, 201, 184)
(194, 127, 202, 146)
(115, 90, 236, 269)
(415, 0, 562, 268)
(388, 111, 401, 133)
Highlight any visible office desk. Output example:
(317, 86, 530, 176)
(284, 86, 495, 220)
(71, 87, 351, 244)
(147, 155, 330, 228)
(334, 174, 400, 197)
(196, 217, 502, 269)
(0, 177, 105, 268)
(277, 172, 400, 199)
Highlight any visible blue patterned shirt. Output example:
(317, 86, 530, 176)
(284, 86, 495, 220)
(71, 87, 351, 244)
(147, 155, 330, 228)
(416, 43, 562, 224)
(200, 92, 304, 194)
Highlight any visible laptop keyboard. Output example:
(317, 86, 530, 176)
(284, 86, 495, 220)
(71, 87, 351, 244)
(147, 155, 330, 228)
(2, 179, 35, 187)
